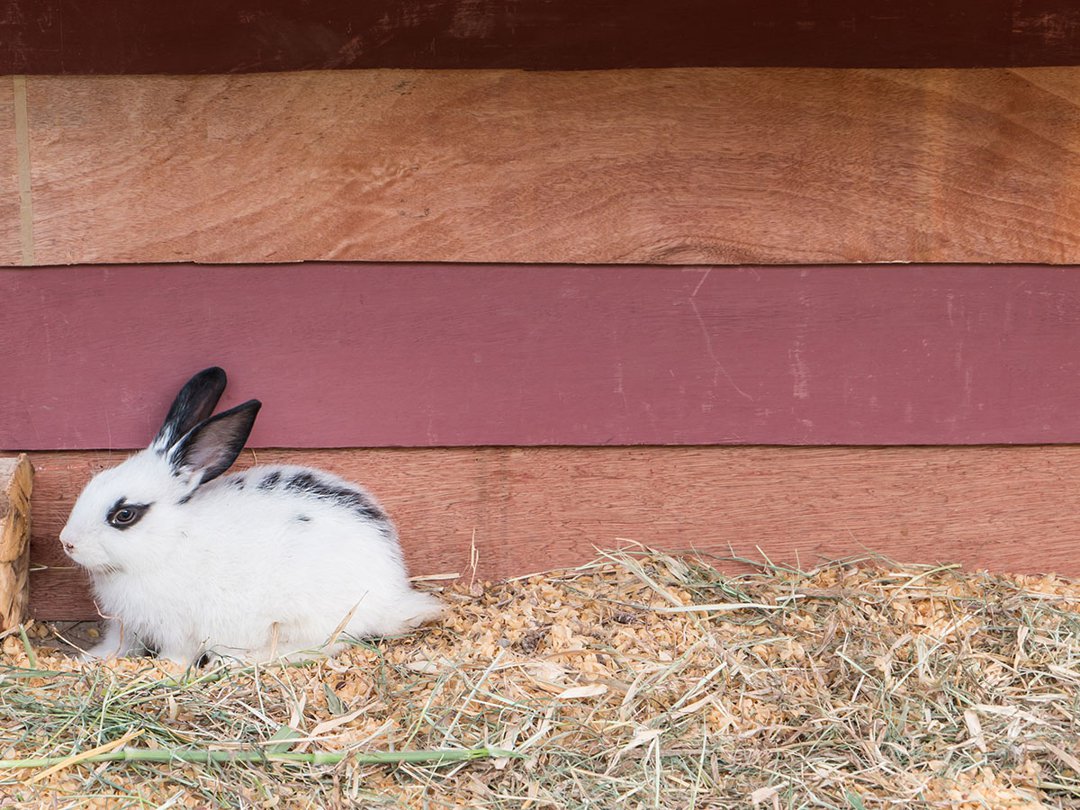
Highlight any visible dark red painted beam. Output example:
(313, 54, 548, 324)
(3, 1, 1080, 74)
(3, 263, 1080, 450)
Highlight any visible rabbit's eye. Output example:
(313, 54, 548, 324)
(107, 502, 150, 530)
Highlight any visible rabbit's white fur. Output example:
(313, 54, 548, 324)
(60, 369, 441, 666)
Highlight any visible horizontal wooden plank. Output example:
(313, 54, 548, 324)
(16, 446, 1080, 620)
(6, 263, 1080, 449)
(3, 1, 1080, 73)
(10, 69, 1080, 266)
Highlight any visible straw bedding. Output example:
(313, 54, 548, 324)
(0, 549, 1078, 808)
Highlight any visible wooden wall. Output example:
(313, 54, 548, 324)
(4, 69, 1080, 266)
(3, 67, 1080, 618)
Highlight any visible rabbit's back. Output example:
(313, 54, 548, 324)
(213, 464, 396, 539)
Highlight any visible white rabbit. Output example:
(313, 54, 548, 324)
(59, 367, 442, 666)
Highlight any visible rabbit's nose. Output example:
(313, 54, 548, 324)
(59, 529, 75, 555)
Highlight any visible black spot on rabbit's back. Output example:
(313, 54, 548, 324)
(258, 471, 281, 490)
(282, 470, 389, 525)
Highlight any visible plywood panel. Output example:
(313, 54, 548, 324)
(3, 1, 1080, 74)
(16, 446, 1080, 620)
(21, 68, 1080, 266)
(6, 262, 1080, 449)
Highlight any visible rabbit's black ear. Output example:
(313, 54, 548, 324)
(168, 400, 261, 487)
(153, 367, 228, 453)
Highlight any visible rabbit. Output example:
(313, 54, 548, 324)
(59, 366, 442, 666)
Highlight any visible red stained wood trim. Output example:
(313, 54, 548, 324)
(17, 446, 1080, 620)
(5, 263, 1080, 449)
(3, 1, 1080, 73)
(14, 70, 1080, 267)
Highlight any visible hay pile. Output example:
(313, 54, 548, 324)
(1, 549, 1078, 808)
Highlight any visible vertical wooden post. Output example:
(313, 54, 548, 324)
(0, 454, 33, 631)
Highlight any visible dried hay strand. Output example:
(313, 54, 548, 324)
(0, 547, 1078, 808)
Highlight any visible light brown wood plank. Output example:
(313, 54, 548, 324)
(14, 446, 1080, 620)
(0, 77, 21, 265)
(22, 68, 1080, 266)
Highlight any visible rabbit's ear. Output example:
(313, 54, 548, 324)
(168, 400, 261, 486)
(153, 367, 228, 453)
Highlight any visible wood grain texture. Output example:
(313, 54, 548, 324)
(0, 455, 33, 630)
(8, 263, 1080, 449)
(14, 446, 1080, 620)
(0, 78, 20, 265)
(3, 0, 1080, 73)
(17, 68, 1080, 266)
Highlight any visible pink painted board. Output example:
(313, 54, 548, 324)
(2, 263, 1080, 449)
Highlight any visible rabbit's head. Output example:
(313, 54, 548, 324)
(60, 367, 260, 574)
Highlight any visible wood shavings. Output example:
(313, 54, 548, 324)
(1, 549, 1078, 808)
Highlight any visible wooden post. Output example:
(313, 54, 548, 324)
(0, 454, 33, 631)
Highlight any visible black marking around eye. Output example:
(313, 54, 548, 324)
(107, 498, 152, 530)
(294, 514, 312, 523)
